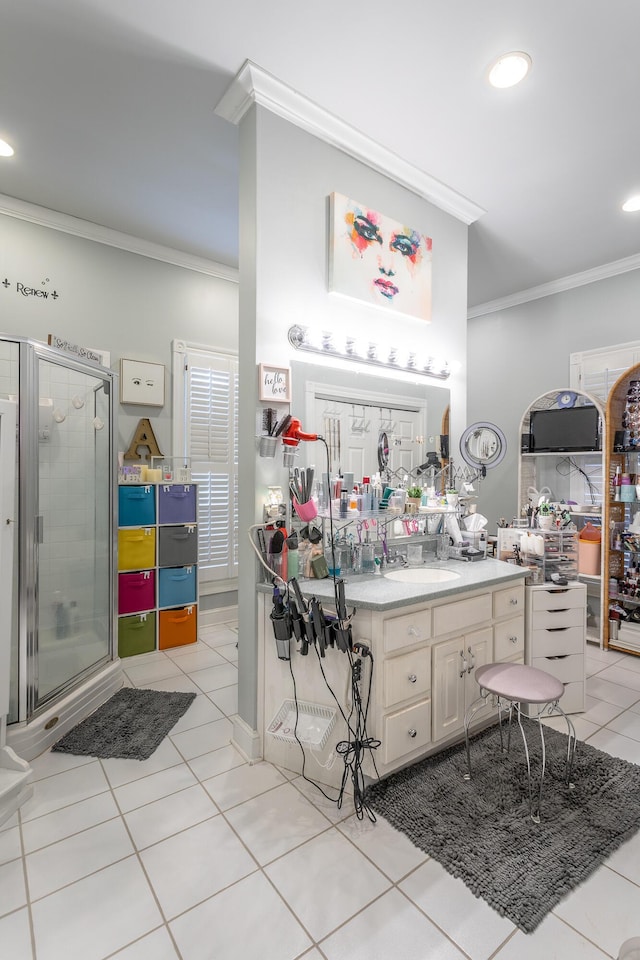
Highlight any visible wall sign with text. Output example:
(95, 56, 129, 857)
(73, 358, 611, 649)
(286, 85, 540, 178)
(258, 364, 291, 403)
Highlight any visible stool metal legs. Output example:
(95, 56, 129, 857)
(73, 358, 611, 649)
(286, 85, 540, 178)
(464, 691, 578, 823)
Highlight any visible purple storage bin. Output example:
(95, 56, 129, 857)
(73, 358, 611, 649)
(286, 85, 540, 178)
(118, 570, 156, 615)
(158, 484, 197, 525)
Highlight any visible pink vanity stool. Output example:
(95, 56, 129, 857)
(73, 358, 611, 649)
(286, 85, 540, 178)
(464, 662, 577, 823)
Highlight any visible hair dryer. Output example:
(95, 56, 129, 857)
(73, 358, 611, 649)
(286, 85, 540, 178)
(281, 417, 320, 465)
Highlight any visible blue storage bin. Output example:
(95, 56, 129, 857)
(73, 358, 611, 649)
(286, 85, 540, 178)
(158, 565, 197, 608)
(158, 484, 197, 524)
(118, 485, 156, 527)
(158, 525, 198, 567)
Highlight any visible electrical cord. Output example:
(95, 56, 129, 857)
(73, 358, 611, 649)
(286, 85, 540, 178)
(555, 457, 600, 504)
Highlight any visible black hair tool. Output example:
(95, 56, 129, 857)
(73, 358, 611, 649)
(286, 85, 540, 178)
(332, 578, 353, 653)
(290, 578, 311, 655)
(274, 414, 293, 437)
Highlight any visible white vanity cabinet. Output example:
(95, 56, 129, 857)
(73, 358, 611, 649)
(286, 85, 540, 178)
(259, 568, 527, 786)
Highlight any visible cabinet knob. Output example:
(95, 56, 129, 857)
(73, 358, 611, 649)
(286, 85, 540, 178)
(510, 635, 519, 644)
(408, 626, 419, 637)
(510, 597, 518, 606)
(408, 673, 418, 683)
(408, 728, 417, 738)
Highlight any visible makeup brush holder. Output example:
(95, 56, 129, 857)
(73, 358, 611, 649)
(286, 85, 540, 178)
(259, 436, 278, 458)
(293, 498, 318, 521)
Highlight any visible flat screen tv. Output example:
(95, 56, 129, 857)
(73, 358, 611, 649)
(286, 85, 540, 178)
(529, 406, 600, 453)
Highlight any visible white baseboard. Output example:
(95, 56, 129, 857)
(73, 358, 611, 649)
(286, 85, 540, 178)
(231, 714, 262, 764)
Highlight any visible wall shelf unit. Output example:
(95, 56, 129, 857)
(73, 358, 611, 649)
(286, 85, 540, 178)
(117, 483, 198, 656)
(518, 389, 605, 646)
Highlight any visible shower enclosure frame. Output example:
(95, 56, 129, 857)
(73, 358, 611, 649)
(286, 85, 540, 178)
(5, 336, 120, 756)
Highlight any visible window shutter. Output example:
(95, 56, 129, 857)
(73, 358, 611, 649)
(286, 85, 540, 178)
(571, 341, 640, 403)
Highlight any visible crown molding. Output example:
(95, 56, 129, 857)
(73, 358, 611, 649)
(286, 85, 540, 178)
(468, 252, 640, 319)
(215, 60, 485, 226)
(0, 193, 239, 283)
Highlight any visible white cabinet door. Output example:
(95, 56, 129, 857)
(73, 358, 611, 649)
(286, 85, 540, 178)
(432, 627, 492, 743)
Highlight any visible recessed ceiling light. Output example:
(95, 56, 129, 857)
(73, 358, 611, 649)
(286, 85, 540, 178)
(622, 195, 640, 213)
(0, 138, 14, 158)
(488, 52, 532, 89)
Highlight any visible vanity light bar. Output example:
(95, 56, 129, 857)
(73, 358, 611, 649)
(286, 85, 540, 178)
(287, 325, 450, 380)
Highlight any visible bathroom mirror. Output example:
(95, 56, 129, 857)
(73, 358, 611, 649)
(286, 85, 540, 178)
(290, 360, 450, 479)
(460, 421, 506, 470)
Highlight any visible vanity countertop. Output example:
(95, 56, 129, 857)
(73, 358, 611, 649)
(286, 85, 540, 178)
(259, 558, 526, 611)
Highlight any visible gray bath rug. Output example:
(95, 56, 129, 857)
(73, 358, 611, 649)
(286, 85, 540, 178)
(365, 722, 640, 933)
(52, 687, 196, 761)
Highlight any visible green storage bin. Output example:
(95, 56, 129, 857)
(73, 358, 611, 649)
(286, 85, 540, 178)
(118, 611, 156, 657)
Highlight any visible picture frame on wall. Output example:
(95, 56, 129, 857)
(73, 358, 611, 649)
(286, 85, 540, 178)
(258, 363, 291, 403)
(120, 358, 165, 406)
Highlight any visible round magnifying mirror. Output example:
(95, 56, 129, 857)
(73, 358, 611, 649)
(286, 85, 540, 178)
(378, 431, 390, 471)
(460, 421, 506, 469)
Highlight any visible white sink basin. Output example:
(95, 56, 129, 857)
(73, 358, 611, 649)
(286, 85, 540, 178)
(384, 567, 461, 584)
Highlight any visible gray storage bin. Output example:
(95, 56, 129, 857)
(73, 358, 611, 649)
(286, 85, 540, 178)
(158, 525, 198, 567)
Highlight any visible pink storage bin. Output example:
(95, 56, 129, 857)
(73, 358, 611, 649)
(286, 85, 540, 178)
(118, 570, 156, 615)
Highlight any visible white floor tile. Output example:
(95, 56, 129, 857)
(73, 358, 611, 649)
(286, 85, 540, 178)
(0, 856, 27, 916)
(587, 728, 640, 764)
(337, 813, 428, 882)
(31, 856, 163, 960)
(587, 676, 640, 708)
(0, 812, 18, 832)
(141, 675, 203, 695)
(125, 784, 218, 850)
(540, 714, 600, 742)
(139, 817, 257, 919)
(597, 665, 640, 693)
(170, 870, 311, 960)
(122, 658, 182, 686)
(199, 625, 238, 647)
(265, 829, 390, 941)
(400, 859, 515, 960)
(320, 887, 467, 960)
(28, 748, 94, 782)
(216, 642, 238, 663)
(225, 782, 330, 864)
(166, 647, 227, 671)
(0, 907, 33, 960)
(188, 743, 246, 781)
(553, 865, 640, 956)
(207, 685, 238, 716)
(101, 737, 184, 789)
(291, 775, 353, 824)
(190, 662, 238, 693)
(19, 761, 109, 822)
(0, 823, 22, 864)
(169, 694, 224, 733)
(203, 761, 286, 811)
(26, 817, 134, 900)
(606, 709, 640, 741)
(21, 791, 119, 854)
(170, 717, 233, 760)
(582, 696, 625, 727)
(112, 762, 199, 814)
(110, 926, 179, 959)
(491, 912, 610, 958)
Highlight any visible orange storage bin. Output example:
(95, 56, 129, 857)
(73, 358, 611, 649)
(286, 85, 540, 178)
(159, 605, 197, 649)
(118, 527, 156, 571)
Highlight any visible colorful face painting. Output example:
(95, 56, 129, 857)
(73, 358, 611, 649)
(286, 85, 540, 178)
(329, 192, 432, 321)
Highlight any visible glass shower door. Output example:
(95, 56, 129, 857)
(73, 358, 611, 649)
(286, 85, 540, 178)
(34, 354, 113, 707)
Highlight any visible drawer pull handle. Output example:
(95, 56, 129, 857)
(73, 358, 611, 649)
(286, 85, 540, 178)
(460, 649, 468, 678)
(510, 635, 519, 644)
(467, 646, 476, 675)
(510, 598, 518, 605)
(408, 673, 418, 683)
(408, 728, 417, 738)
(548, 608, 569, 614)
(408, 626, 419, 637)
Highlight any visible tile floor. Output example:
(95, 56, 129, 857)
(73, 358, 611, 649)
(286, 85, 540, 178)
(2, 624, 640, 960)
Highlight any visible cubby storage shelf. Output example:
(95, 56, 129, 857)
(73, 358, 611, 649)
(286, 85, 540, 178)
(117, 483, 198, 657)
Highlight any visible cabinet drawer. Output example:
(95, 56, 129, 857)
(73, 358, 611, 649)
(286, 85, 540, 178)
(494, 616, 524, 660)
(383, 609, 431, 654)
(531, 586, 585, 612)
(381, 699, 431, 765)
(532, 653, 584, 684)
(530, 625, 584, 657)
(383, 649, 430, 708)
(493, 583, 525, 620)
(433, 593, 492, 637)
(532, 607, 584, 630)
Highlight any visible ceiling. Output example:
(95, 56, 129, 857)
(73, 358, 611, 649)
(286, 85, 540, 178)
(2, 0, 640, 310)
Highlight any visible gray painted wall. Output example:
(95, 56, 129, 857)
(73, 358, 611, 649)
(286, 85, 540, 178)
(237, 105, 470, 732)
(467, 268, 640, 530)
